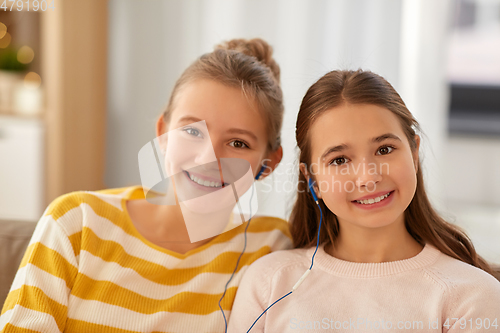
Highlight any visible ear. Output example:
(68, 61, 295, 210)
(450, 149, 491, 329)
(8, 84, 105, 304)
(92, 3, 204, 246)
(156, 114, 167, 136)
(257, 146, 283, 180)
(299, 162, 321, 199)
(299, 162, 308, 180)
(156, 114, 168, 152)
(413, 134, 420, 173)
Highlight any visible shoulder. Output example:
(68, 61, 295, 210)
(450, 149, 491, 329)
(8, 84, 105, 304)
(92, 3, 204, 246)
(430, 250, 500, 289)
(239, 216, 292, 252)
(96, 185, 145, 199)
(243, 248, 310, 281)
(43, 186, 141, 229)
(427, 248, 500, 307)
(247, 215, 291, 237)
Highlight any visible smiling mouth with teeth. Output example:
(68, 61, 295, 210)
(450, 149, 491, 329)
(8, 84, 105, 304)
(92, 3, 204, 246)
(354, 191, 393, 205)
(184, 171, 228, 188)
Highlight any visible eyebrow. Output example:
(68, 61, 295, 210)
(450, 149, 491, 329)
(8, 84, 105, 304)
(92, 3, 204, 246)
(320, 133, 402, 160)
(177, 116, 203, 125)
(226, 128, 258, 142)
(177, 116, 258, 142)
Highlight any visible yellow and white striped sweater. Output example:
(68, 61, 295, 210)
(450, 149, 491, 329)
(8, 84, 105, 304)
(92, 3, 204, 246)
(0, 186, 292, 332)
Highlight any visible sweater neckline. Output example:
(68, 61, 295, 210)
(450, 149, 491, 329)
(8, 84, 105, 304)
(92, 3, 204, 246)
(308, 243, 441, 278)
(119, 186, 254, 259)
(119, 186, 230, 258)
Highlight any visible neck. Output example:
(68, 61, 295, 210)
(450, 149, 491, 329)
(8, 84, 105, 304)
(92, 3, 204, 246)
(325, 214, 423, 263)
(134, 195, 234, 246)
(137, 202, 192, 243)
(178, 200, 235, 243)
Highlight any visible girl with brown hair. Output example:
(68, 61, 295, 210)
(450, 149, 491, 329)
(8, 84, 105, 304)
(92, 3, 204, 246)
(229, 69, 500, 333)
(1, 38, 292, 333)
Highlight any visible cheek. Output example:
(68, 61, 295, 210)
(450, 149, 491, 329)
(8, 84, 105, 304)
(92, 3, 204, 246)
(390, 159, 418, 196)
(321, 193, 349, 220)
(163, 140, 198, 176)
(316, 173, 353, 195)
(252, 157, 265, 176)
(238, 151, 263, 178)
(316, 175, 351, 211)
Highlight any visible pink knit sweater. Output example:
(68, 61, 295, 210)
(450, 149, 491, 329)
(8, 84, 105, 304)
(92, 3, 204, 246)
(228, 243, 500, 332)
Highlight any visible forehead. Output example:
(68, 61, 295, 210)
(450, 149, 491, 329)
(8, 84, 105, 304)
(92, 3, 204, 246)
(170, 79, 262, 125)
(310, 103, 406, 158)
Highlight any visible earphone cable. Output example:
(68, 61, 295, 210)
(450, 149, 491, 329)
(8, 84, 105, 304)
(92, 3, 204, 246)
(220, 181, 256, 333)
(245, 198, 323, 332)
(309, 200, 323, 270)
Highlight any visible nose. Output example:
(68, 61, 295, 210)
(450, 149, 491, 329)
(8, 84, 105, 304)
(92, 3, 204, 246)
(354, 159, 383, 189)
(356, 173, 382, 189)
(193, 140, 218, 166)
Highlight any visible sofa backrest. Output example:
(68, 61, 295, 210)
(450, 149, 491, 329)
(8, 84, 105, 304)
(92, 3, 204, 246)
(0, 220, 37, 309)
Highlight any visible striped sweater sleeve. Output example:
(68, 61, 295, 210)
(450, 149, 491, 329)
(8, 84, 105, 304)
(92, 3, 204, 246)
(0, 200, 79, 332)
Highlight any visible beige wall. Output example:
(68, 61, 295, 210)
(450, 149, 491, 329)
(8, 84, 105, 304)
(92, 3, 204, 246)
(43, 0, 108, 204)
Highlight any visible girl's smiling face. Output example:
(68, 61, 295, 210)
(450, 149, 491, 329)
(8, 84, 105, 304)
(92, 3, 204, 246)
(306, 103, 420, 230)
(165, 79, 271, 178)
(157, 79, 281, 214)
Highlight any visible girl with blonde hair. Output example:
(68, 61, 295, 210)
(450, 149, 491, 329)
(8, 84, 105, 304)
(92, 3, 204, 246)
(1, 38, 292, 333)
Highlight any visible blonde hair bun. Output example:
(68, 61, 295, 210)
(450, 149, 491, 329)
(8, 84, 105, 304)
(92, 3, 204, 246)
(216, 38, 280, 82)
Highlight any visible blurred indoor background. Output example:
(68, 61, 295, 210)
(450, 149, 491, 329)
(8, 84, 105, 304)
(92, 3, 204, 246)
(0, 0, 499, 263)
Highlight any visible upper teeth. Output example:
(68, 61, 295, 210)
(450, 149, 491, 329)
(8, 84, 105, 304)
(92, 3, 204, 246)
(355, 192, 391, 205)
(188, 173, 223, 188)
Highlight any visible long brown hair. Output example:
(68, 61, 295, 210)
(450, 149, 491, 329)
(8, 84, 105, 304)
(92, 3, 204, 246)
(290, 69, 500, 280)
(162, 38, 283, 153)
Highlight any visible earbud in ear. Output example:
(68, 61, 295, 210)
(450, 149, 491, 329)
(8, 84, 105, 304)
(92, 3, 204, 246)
(308, 178, 319, 202)
(255, 165, 266, 180)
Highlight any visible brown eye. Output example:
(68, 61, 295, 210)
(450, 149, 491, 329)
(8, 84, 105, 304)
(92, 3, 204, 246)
(330, 157, 349, 166)
(229, 140, 249, 149)
(377, 146, 394, 155)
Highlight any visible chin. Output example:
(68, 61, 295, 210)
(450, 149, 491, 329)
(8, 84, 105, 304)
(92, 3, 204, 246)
(364, 213, 404, 228)
(180, 196, 235, 215)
